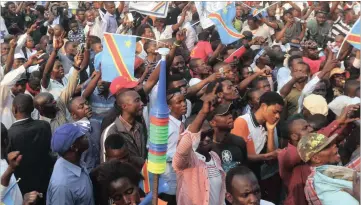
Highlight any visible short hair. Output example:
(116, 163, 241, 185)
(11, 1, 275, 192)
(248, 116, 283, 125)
(67, 96, 79, 113)
(89, 35, 101, 45)
(189, 58, 201, 70)
(198, 31, 210, 41)
(252, 76, 268, 88)
(307, 114, 329, 131)
(344, 79, 360, 96)
(143, 41, 156, 53)
(104, 134, 126, 150)
(284, 114, 304, 139)
(13, 94, 34, 115)
(136, 24, 152, 37)
(245, 88, 259, 102)
(64, 41, 74, 50)
(287, 55, 303, 68)
(259, 91, 284, 106)
(97, 160, 144, 194)
(213, 62, 228, 72)
(70, 19, 78, 25)
(295, 62, 311, 73)
(226, 166, 256, 193)
(76, 8, 85, 14)
(205, 78, 226, 94)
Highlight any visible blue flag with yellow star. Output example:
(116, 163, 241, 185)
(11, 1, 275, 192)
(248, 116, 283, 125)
(101, 33, 136, 82)
(208, 3, 244, 45)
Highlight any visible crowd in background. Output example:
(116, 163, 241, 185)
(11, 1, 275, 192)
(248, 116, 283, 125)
(0, 1, 361, 205)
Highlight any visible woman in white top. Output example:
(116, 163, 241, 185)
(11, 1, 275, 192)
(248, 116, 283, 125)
(135, 24, 154, 60)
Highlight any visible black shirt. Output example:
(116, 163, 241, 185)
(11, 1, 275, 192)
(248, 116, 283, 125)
(212, 133, 248, 172)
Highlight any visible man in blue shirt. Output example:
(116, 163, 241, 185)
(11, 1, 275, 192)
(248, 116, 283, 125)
(68, 96, 102, 172)
(47, 123, 95, 205)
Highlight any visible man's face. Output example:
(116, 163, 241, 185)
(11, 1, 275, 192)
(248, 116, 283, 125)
(85, 11, 95, 22)
(221, 64, 236, 83)
(332, 73, 346, 88)
(256, 80, 271, 92)
(53, 25, 63, 37)
(105, 3, 116, 15)
(77, 11, 85, 22)
(70, 23, 78, 33)
(236, 6, 242, 17)
(143, 28, 154, 39)
(212, 113, 234, 130)
(97, 80, 110, 94)
(70, 97, 92, 120)
(195, 59, 211, 76)
(289, 58, 303, 70)
(241, 67, 252, 80)
(247, 19, 258, 30)
(290, 119, 314, 143)
(155, 18, 166, 28)
(52, 61, 65, 79)
(92, 43, 103, 54)
(11, 81, 26, 96)
(8, 3, 16, 14)
(169, 79, 189, 95)
(109, 177, 141, 205)
(13, 59, 26, 69)
(227, 175, 261, 205)
(261, 103, 283, 124)
(105, 147, 130, 163)
(168, 93, 187, 117)
(40, 95, 58, 118)
(121, 91, 144, 117)
(1, 43, 10, 56)
(312, 143, 340, 165)
(345, 10, 356, 24)
(66, 42, 78, 56)
(146, 42, 157, 54)
(249, 90, 264, 110)
(259, 54, 270, 65)
(171, 56, 186, 75)
(221, 80, 239, 101)
(306, 47, 319, 60)
(26, 36, 34, 48)
(292, 64, 310, 83)
(316, 13, 327, 25)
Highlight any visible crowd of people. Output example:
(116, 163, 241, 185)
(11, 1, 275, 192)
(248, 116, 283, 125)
(0, 1, 360, 205)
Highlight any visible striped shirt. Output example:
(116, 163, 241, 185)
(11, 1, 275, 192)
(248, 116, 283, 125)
(87, 88, 115, 124)
(304, 156, 360, 205)
(329, 16, 352, 40)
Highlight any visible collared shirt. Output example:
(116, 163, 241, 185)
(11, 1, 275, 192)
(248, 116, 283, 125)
(304, 156, 360, 205)
(151, 25, 174, 41)
(102, 12, 118, 33)
(86, 88, 115, 124)
(172, 129, 226, 205)
(101, 115, 147, 163)
(84, 18, 104, 40)
(47, 157, 95, 205)
(329, 16, 352, 41)
(79, 119, 102, 172)
(41, 74, 70, 101)
(0, 65, 26, 129)
(276, 66, 292, 92)
(47, 70, 79, 133)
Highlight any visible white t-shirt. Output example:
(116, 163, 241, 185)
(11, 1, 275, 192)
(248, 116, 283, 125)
(152, 25, 174, 41)
(241, 23, 275, 50)
(206, 157, 222, 205)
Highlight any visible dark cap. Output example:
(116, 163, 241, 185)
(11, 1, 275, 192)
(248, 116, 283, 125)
(16, 73, 28, 84)
(206, 103, 233, 121)
(242, 31, 253, 40)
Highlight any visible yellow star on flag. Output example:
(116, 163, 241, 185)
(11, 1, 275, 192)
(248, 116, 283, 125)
(125, 40, 132, 48)
(223, 7, 228, 14)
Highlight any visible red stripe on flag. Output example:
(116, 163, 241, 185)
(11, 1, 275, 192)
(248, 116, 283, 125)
(347, 34, 361, 43)
(209, 13, 244, 38)
(103, 34, 132, 79)
(142, 162, 150, 193)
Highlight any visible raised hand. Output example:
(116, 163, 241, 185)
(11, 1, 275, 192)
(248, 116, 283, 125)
(74, 52, 84, 67)
(338, 104, 360, 124)
(23, 191, 43, 205)
(26, 23, 38, 34)
(176, 29, 186, 42)
(7, 151, 22, 171)
(266, 119, 280, 131)
(200, 83, 220, 114)
(9, 38, 17, 49)
(207, 72, 222, 82)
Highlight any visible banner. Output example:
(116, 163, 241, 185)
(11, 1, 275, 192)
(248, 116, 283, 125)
(129, 2, 169, 18)
(194, 2, 229, 29)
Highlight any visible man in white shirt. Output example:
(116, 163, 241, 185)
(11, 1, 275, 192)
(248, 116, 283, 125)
(277, 54, 303, 92)
(241, 17, 275, 50)
(84, 10, 104, 40)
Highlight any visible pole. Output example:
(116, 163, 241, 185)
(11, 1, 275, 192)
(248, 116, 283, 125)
(152, 174, 160, 205)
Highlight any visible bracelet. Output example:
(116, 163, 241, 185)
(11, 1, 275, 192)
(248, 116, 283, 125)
(73, 65, 81, 71)
(173, 42, 181, 47)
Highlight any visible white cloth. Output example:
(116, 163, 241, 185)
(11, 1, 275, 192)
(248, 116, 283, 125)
(15, 33, 37, 59)
(261, 199, 275, 205)
(0, 16, 9, 43)
(205, 157, 222, 205)
(276, 66, 292, 92)
(241, 23, 274, 50)
(137, 41, 147, 60)
(194, 2, 228, 29)
(178, 16, 197, 51)
(0, 65, 26, 129)
(297, 76, 321, 113)
(84, 18, 104, 40)
(328, 96, 361, 116)
(189, 78, 202, 87)
(152, 25, 174, 41)
(0, 160, 23, 205)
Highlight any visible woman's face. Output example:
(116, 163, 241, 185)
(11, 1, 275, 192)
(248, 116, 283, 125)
(109, 177, 141, 205)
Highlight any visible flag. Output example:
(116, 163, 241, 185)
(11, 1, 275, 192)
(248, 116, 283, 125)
(346, 18, 361, 50)
(194, 2, 229, 29)
(224, 46, 247, 63)
(129, 2, 169, 18)
(209, 3, 244, 45)
(2, 180, 19, 205)
(101, 33, 136, 82)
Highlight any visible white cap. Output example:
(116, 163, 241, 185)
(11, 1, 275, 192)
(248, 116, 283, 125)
(14, 53, 26, 60)
(328, 96, 361, 116)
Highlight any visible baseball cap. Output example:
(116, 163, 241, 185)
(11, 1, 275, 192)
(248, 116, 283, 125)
(16, 73, 28, 84)
(206, 103, 233, 121)
(330, 68, 346, 78)
(14, 53, 26, 60)
(51, 123, 85, 155)
(109, 76, 138, 95)
(297, 133, 338, 162)
(303, 94, 328, 116)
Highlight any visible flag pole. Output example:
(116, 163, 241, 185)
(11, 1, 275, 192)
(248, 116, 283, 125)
(148, 47, 170, 205)
(336, 18, 361, 59)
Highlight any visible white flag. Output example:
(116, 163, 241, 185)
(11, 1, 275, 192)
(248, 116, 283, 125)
(194, 2, 228, 29)
(129, 2, 169, 18)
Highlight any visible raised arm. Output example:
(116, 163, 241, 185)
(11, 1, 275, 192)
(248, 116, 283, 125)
(82, 71, 101, 99)
(238, 68, 270, 91)
(171, 4, 189, 31)
(186, 73, 221, 98)
(207, 43, 224, 65)
(279, 72, 307, 97)
(275, 21, 292, 42)
(298, 22, 307, 41)
(4, 39, 16, 75)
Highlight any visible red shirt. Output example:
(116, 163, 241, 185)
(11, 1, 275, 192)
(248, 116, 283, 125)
(190, 41, 213, 62)
(303, 56, 326, 75)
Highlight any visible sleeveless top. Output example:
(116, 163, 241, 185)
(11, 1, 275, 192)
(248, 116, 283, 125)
(137, 41, 147, 60)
